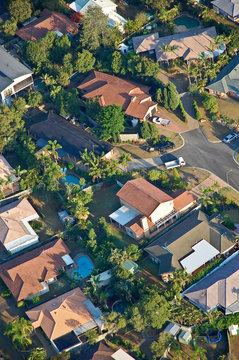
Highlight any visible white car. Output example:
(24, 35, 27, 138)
(222, 133, 238, 143)
(152, 117, 171, 126)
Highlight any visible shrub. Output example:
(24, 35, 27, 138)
(223, 214, 235, 230)
(17, 300, 25, 308)
(178, 101, 187, 122)
(31, 220, 43, 232)
(1, 289, 11, 297)
(193, 100, 202, 121)
(32, 295, 40, 304)
(68, 163, 74, 170)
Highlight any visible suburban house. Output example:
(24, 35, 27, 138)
(78, 71, 158, 121)
(211, 0, 239, 23)
(145, 210, 236, 280)
(26, 288, 104, 352)
(0, 198, 39, 254)
(206, 53, 239, 97)
(132, 27, 224, 63)
(0, 238, 74, 301)
(69, 0, 126, 31)
(77, 342, 136, 360)
(30, 112, 118, 162)
(16, 8, 78, 41)
(0, 45, 33, 105)
(182, 251, 239, 314)
(109, 178, 196, 240)
(0, 155, 19, 195)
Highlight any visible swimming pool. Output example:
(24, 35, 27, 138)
(174, 16, 200, 29)
(62, 174, 82, 186)
(72, 256, 94, 279)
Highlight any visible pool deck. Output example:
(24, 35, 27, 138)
(67, 252, 94, 280)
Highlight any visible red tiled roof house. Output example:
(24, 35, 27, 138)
(78, 71, 158, 121)
(109, 178, 196, 240)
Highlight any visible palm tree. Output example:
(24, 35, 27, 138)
(28, 347, 46, 360)
(13, 165, 27, 180)
(4, 175, 13, 192)
(119, 153, 131, 171)
(45, 140, 62, 160)
(192, 346, 207, 360)
(4, 317, 34, 349)
(160, 43, 177, 64)
(40, 74, 56, 87)
(80, 149, 104, 182)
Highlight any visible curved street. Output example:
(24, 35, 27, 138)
(127, 128, 239, 191)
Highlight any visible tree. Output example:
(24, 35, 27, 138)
(28, 348, 46, 360)
(192, 346, 207, 360)
(126, 244, 141, 261)
(119, 152, 131, 171)
(51, 35, 71, 62)
(87, 228, 97, 250)
(167, 82, 180, 111)
(129, 306, 145, 332)
(111, 51, 123, 74)
(9, 0, 32, 24)
(149, 122, 159, 139)
(26, 89, 43, 108)
(223, 214, 235, 230)
(45, 140, 62, 160)
(50, 352, 70, 360)
(108, 248, 128, 266)
(97, 105, 125, 140)
(2, 20, 17, 36)
(4, 317, 33, 349)
(85, 329, 98, 345)
(151, 333, 172, 358)
(193, 100, 202, 121)
(67, 185, 93, 222)
(148, 169, 161, 181)
(140, 121, 151, 139)
(25, 41, 47, 67)
(80, 7, 120, 51)
(75, 50, 95, 73)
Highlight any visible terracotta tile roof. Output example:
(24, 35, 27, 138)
(26, 288, 94, 340)
(172, 190, 196, 212)
(0, 239, 70, 301)
(16, 9, 78, 41)
(78, 71, 157, 119)
(126, 215, 154, 237)
(0, 198, 38, 245)
(117, 178, 173, 217)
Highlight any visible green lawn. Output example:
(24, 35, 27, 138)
(89, 184, 136, 248)
(220, 187, 239, 207)
(222, 209, 239, 223)
(217, 98, 239, 123)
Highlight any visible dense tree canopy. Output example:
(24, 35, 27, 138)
(96, 105, 125, 140)
(8, 0, 32, 23)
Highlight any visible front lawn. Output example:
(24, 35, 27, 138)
(217, 98, 239, 123)
(222, 208, 239, 223)
(220, 187, 239, 207)
(200, 120, 231, 142)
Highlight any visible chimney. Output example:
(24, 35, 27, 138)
(140, 216, 148, 231)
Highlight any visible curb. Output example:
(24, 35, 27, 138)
(233, 148, 239, 166)
(199, 126, 222, 144)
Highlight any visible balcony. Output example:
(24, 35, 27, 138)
(13, 76, 33, 93)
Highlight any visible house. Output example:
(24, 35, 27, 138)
(132, 27, 224, 63)
(228, 324, 239, 335)
(78, 71, 158, 122)
(0, 155, 19, 195)
(77, 342, 135, 360)
(206, 53, 239, 97)
(0, 238, 74, 301)
(30, 112, 118, 161)
(16, 8, 78, 41)
(0, 45, 33, 105)
(178, 330, 192, 345)
(145, 210, 236, 278)
(69, 0, 126, 31)
(26, 287, 104, 352)
(109, 178, 196, 240)
(123, 260, 138, 274)
(182, 251, 239, 314)
(211, 0, 239, 23)
(0, 198, 39, 254)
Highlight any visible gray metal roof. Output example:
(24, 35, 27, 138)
(183, 252, 239, 314)
(212, 0, 239, 18)
(145, 210, 235, 274)
(0, 46, 32, 92)
(206, 53, 239, 94)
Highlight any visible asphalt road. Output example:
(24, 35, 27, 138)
(162, 128, 239, 191)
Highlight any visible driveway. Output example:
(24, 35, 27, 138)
(127, 128, 239, 191)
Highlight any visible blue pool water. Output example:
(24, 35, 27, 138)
(72, 256, 94, 279)
(174, 16, 200, 29)
(62, 174, 82, 186)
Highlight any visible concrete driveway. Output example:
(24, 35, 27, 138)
(127, 128, 239, 191)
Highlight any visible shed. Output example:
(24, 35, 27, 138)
(118, 43, 129, 54)
(228, 324, 239, 336)
(164, 322, 180, 337)
(90, 270, 112, 288)
(123, 260, 138, 274)
(178, 330, 192, 345)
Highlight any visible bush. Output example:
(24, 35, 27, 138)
(178, 101, 187, 122)
(31, 220, 43, 232)
(185, 258, 223, 289)
(193, 100, 202, 121)
(32, 295, 40, 304)
(1, 289, 11, 297)
(17, 300, 25, 308)
(201, 92, 219, 115)
(26, 89, 43, 108)
(223, 214, 235, 230)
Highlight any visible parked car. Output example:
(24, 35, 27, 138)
(222, 133, 238, 143)
(152, 117, 171, 126)
(158, 142, 175, 153)
(165, 157, 186, 169)
(145, 146, 155, 152)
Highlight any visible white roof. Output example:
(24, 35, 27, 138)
(95, 270, 111, 281)
(112, 349, 135, 360)
(62, 254, 74, 266)
(69, 0, 116, 14)
(229, 324, 239, 331)
(180, 239, 220, 274)
(109, 205, 138, 226)
(164, 322, 180, 336)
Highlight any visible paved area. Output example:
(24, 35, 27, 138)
(127, 128, 239, 191)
